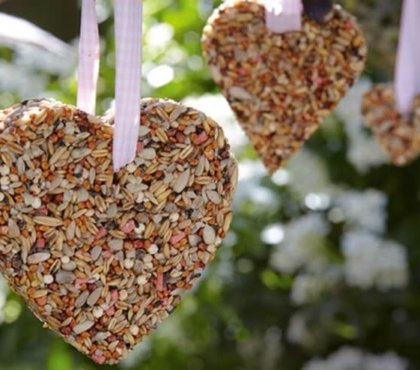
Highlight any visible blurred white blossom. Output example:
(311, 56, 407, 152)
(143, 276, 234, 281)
(233, 160, 277, 209)
(14, 44, 75, 76)
(287, 313, 313, 346)
(336, 190, 387, 234)
(0, 14, 75, 100)
(146, 23, 174, 50)
(336, 79, 389, 173)
(304, 192, 331, 211)
(347, 133, 389, 174)
(261, 224, 285, 245)
(95, 0, 113, 23)
(270, 214, 329, 274)
(0, 12, 71, 56)
(147, 64, 174, 88)
(291, 270, 340, 305)
(0, 61, 47, 98)
(342, 231, 408, 290)
(0, 12, 74, 99)
(287, 149, 336, 198)
(303, 347, 407, 370)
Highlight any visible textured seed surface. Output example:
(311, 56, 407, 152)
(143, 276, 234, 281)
(202, 0, 366, 174)
(0, 98, 238, 364)
(362, 84, 420, 166)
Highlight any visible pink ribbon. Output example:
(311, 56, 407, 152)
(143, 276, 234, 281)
(76, 0, 142, 172)
(113, 0, 143, 172)
(77, 0, 99, 115)
(265, 0, 302, 34)
(395, 0, 420, 115)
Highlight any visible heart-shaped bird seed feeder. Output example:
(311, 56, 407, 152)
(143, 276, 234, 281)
(202, 0, 366, 174)
(0, 98, 237, 364)
(362, 85, 420, 166)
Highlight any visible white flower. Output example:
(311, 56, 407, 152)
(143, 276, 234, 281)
(146, 23, 174, 50)
(347, 133, 389, 174)
(287, 313, 313, 346)
(303, 347, 407, 370)
(291, 274, 322, 304)
(14, 44, 75, 76)
(336, 190, 387, 234)
(95, 0, 113, 23)
(303, 347, 364, 370)
(261, 224, 285, 245)
(287, 149, 336, 198)
(336, 79, 372, 131)
(270, 214, 329, 274)
(233, 160, 277, 210)
(364, 352, 408, 370)
(336, 78, 389, 173)
(290, 270, 340, 305)
(0, 61, 47, 98)
(342, 231, 408, 290)
(0, 13, 74, 78)
(0, 12, 72, 57)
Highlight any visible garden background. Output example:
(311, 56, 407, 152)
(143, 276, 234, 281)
(0, 1, 417, 369)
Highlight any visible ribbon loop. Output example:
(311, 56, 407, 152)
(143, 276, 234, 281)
(113, 0, 143, 172)
(77, 0, 100, 115)
(395, 0, 420, 115)
(265, 0, 302, 34)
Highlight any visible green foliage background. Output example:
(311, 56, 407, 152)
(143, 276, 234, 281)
(0, 1, 418, 370)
